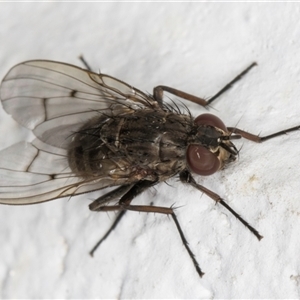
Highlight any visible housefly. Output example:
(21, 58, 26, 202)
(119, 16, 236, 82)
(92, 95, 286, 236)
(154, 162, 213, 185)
(0, 58, 299, 278)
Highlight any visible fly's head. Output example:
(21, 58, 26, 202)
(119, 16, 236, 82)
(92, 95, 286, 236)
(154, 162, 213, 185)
(187, 113, 240, 176)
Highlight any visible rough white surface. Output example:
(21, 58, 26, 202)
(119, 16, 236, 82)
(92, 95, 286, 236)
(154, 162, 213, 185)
(0, 2, 300, 298)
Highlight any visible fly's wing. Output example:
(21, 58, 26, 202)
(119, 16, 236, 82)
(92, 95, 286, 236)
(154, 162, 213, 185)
(0, 60, 157, 204)
(0, 60, 159, 149)
(0, 139, 131, 205)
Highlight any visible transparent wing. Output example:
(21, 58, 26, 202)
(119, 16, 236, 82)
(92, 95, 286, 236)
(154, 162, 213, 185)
(0, 139, 130, 204)
(0, 60, 155, 204)
(0, 60, 158, 149)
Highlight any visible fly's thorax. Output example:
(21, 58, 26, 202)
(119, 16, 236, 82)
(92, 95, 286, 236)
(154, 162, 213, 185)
(67, 109, 194, 180)
(100, 109, 193, 176)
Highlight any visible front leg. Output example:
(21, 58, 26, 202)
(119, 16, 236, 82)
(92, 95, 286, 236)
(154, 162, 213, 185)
(179, 170, 263, 240)
(227, 126, 300, 142)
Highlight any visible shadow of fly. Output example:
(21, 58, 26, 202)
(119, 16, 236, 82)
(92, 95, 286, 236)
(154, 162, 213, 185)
(0, 58, 299, 277)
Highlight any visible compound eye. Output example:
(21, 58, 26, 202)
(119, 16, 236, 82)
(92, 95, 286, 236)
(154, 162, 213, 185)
(187, 145, 220, 176)
(194, 113, 227, 131)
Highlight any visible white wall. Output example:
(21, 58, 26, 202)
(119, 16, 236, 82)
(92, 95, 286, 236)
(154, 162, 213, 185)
(0, 3, 300, 298)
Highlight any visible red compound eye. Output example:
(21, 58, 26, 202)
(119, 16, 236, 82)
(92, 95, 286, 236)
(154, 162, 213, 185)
(187, 145, 220, 176)
(186, 113, 226, 176)
(194, 113, 227, 131)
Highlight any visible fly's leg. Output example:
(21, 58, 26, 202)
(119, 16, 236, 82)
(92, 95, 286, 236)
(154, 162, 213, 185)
(90, 180, 204, 278)
(180, 170, 263, 240)
(97, 203, 205, 278)
(153, 85, 209, 107)
(88, 185, 135, 256)
(153, 62, 257, 107)
(89, 180, 158, 256)
(227, 126, 300, 142)
(89, 185, 134, 211)
(79, 55, 93, 71)
(206, 62, 257, 105)
(89, 210, 127, 257)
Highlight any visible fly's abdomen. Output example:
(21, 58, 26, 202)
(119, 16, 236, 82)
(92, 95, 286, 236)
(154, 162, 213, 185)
(67, 116, 128, 179)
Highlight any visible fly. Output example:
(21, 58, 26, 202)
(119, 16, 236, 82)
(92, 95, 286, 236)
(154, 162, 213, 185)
(0, 58, 299, 278)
